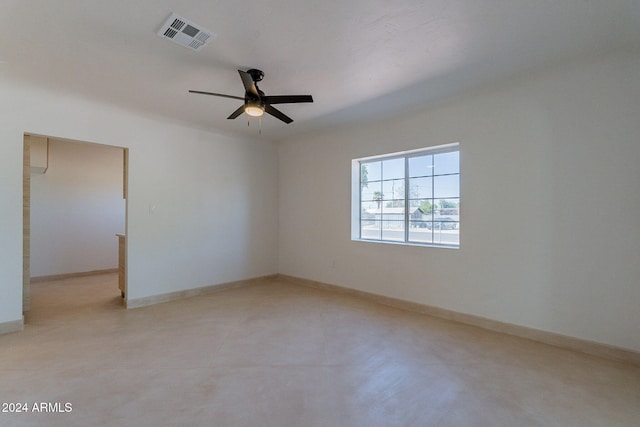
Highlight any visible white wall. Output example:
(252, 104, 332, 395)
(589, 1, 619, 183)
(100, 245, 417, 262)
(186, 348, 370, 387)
(278, 48, 640, 352)
(0, 80, 278, 326)
(30, 139, 125, 277)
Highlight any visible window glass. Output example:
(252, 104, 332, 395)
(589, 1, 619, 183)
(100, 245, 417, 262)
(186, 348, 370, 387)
(433, 175, 459, 199)
(409, 177, 432, 199)
(382, 220, 405, 242)
(361, 181, 382, 201)
(355, 143, 459, 248)
(408, 155, 433, 178)
(382, 179, 405, 201)
(361, 221, 381, 240)
(382, 158, 404, 180)
(362, 161, 381, 183)
(434, 151, 459, 175)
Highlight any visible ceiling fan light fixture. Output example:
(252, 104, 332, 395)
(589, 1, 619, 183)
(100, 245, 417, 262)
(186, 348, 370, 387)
(245, 103, 264, 117)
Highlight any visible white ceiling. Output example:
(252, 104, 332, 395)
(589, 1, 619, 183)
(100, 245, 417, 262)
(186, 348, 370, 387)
(1, 1, 639, 142)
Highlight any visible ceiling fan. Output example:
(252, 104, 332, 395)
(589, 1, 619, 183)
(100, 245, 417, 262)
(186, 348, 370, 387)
(189, 69, 313, 124)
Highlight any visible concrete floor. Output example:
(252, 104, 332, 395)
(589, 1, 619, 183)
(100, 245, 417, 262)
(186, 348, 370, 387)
(1, 273, 638, 426)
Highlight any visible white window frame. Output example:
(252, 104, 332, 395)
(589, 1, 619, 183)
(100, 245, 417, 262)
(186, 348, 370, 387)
(351, 143, 460, 249)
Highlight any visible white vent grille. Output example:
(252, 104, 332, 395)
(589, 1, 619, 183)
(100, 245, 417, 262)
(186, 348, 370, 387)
(157, 13, 214, 51)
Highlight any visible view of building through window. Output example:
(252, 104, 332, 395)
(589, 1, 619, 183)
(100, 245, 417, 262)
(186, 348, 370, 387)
(356, 144, 459, 247)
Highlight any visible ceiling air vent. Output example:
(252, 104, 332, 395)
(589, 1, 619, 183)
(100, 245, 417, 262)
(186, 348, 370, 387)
(157, 13, 213, 51)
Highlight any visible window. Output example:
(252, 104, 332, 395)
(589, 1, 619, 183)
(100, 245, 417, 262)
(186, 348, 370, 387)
(352, 143, 460, 248)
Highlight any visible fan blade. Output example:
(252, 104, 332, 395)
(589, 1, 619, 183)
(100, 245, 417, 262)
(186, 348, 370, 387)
(265, 105, 293, 124)
(189, 90, 244, 101)
(227, 105, 245, 120)
(263, 95, 313, 105)
(238, 70, 259, 98)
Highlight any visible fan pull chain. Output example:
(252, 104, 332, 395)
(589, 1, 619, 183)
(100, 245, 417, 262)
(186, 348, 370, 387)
(259, 117, 262, 135)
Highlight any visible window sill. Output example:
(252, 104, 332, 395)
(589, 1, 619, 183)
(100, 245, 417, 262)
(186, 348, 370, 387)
(352, 238, 459, 250)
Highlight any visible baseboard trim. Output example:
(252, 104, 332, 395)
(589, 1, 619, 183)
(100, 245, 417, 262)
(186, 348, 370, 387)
(31, 268, 118, 283)
(277, 274, 640, 366)
(126, 274, 278, 309)
(0, 317, 24, 335)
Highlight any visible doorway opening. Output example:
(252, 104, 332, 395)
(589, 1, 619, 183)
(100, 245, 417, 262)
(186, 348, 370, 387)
(23, 134, 128, 318)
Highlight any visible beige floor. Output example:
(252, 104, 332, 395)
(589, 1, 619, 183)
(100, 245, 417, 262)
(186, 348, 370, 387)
(1, 274, 638, 427)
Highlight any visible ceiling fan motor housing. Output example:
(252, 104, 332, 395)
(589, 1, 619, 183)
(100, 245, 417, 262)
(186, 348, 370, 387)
(247, 69, 264, 82)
